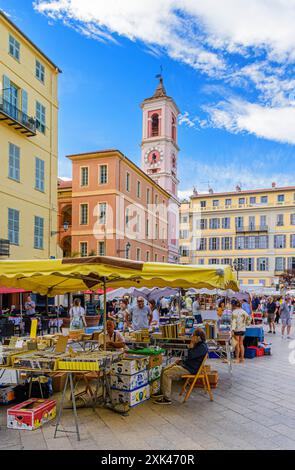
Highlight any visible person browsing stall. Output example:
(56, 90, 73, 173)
(24, 295, 36, 316)
(129, 297, 152, 330)
(99, 319, 125, 350)
(148, 299, 160, 328)
(154, 328, 208, 405)
(69, 298, 87, 330)
(231, 299, 251, 363)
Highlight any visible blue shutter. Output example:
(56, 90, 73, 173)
(22, 89, 28, 116)
(3, 75, 10, 103)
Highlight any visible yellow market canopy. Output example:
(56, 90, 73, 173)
(0, 256, 239, 296)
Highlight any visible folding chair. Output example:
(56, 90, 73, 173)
(179, 354, 213, 403)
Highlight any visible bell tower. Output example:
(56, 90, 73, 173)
(141, 77, 180, 198)
(141, 77, 180, 263)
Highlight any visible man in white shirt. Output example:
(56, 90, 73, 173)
(192, 297, 202, 323)
(99, 319, 125, 349)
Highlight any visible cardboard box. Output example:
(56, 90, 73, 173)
(0, 384, 16, 405)
(111, 355, 148, 376)
(111, 370, 148, 391)
(51, 373, 67, 393)
(7, 399, 56, 430)
(111, 384, 150, 407)
(148, 365, 163, 382)
(148, 354, 163, 369)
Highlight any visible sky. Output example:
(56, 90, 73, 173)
(2, 0, 295, 199)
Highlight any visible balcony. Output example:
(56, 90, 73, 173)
(0, 96, 36, 137)
(236, 225, 268, 233)
(0, 239, 10, 257)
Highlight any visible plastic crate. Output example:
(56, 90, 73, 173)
(208, 351, 219, 359)
(245, 327, 264, 340)
(245, 348, 256, 359)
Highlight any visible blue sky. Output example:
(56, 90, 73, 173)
(2, 0, 295, 197)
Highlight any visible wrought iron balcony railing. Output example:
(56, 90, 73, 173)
(0, 95, 36, 137)
(236, 225, 268, 233)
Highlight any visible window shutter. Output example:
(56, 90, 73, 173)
(22, 89, 28, 116)
(3, 75, 10, 102)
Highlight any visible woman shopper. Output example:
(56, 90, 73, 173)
(149, 299, 160, 329)
(281, 296, 293, 339)
(231, 299, 251, 363)
(266, 297, 277, 334)
(69, 298, 87, 330)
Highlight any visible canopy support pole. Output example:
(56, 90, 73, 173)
(103, 278, 107, 351)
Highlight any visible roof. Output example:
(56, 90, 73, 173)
(66, 149, 175, 200)
(141, 77, 180, 114)
(58, 179, 72, 190)
(0, 10, 62, 73)
(190, 185, 295, 199)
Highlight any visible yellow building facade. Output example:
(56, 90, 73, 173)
(180, 185, 295, 287)
(0, 12, 60, 260)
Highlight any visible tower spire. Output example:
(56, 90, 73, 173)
(153, 70, 166, 98)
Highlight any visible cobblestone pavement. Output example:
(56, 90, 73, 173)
(1, 326, 295, 450)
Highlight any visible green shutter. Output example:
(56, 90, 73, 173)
(3, 75, 10, 102)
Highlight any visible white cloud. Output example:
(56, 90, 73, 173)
(34, 0, 295, 145)
(205, 98, 295, 145)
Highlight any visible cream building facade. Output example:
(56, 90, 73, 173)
(0, 11, 60, 260)
(180, 184, 295, 287)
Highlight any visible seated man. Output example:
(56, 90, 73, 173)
(99, 319, 125, 350)
(154, 328, 208, 405)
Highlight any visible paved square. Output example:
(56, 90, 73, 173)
(1, 328, 295, 450)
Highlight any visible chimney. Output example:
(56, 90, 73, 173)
(236, 185, 241, 192)
(272, 182, 276, 188)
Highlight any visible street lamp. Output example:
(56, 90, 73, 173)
(117, 241, 131, 258)
(51, 221, 70, 237)
(233, 259, 243, 280)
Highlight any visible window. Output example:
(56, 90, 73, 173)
(244, 258, 254, 271)
(213, 200, 219, 207)
(36, 60, 45, 83)
(8, 208, 19, 245)
(248, 280, 254, 285)
(198, 259, 205, 265)
(249, 216, 255, 229)
(260, 215, 267, 228)
(209, 259, 219, 265)
(99, 165, 108, 184)
(235, 236, 245, 250)
(250, 196, 256, 204)
(125, 207, 130, 227)
(80, 242, 88, 257)
(146, 251, 150, 261)
(99, 203, 107, 224)
(275, 257, 285, 271)
(151, 113, 159, 136)
(180, 230, 189, 239)
(200, 201, 206, 208)
(259, 280, 266, 286)
(291, 214, 295, 225)
(80, 204, 88, 225)
(9, 35, 20, 60)
(80, 167, 88, 187)
(35, 157, 45, 192)
(137, 181, 141, 198)
(221, 237, 232, 250)
(146, 188, 150, 204)
(180, 246, 189, 257)
(260, 196, 268, 204)
(34, 216, 44, 249)
(274, 235, 286, 248)
(36, 101, 46, 134)
(290, 235, 295, 249)
(200, 219, 207, 230)
(277, 214, 284, 226)
(197, 238, 206, 251)
(257, 258, 268, 271)
(235, 217, 244, 229)
(221, 258, 232, 266)
(125, 243, 131, 259)
(98, 241, 105, 256)
(126, 172, 130, 192)
(181, 215, 189, 224)
(225, 198, 232, 206)
(8, 143, 20, 181)
(209, 218, 220, 229)
(171, 114, 176, 140)
(136, 248, 141, 261)
(234, 258, 244, 271)
(239, 197, 245, 205)
(277, 194, 285, 203)
(155, 254, 158, 262)
(288, 257, 295, 270)
(146, 218, 149, 237)
(222, 217, 230, 229)
(209, 237, 219, 250)
(155, 194, 158, 205)
(258, 235, 268, 249)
